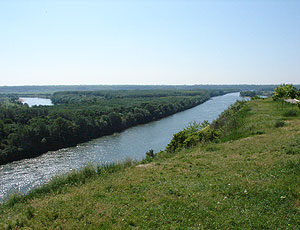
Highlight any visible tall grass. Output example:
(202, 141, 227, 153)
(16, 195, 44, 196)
(1, 160, 136, 208)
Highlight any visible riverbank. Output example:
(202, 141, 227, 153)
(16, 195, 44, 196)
(1, 98, 300, 229)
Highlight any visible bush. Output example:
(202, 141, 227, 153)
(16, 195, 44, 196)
(211, 100, 247, 131)
(166, 121, 220, 153)
(146, 149, 154, 158)
(251, 96, 261, 100)
(283, 110, 297, 117)
(274, 120, 285, 128)
(142, 149, 156, 163)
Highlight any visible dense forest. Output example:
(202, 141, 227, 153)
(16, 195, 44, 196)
(240, 90, 274, 97)
(0, 89, 232, 165)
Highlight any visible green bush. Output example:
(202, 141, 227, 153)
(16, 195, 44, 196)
(251, 95, 261, 100)
(166, 121, 220, 153)
(283, 110, 297, 117)
(274, 120, 285, 128)
(146, 149, 154, 158)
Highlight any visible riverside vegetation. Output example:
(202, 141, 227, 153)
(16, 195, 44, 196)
(0, 89, 231, 165)
(1, 96, 300, 229)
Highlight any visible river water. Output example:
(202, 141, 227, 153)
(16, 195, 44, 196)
(20, 97, 53, 107)
(0, 92, 244, 201)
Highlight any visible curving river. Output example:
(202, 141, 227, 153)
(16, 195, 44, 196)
(0, 92, 244, 201)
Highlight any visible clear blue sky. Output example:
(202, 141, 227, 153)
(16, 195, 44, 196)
(0, 0, 299, 86)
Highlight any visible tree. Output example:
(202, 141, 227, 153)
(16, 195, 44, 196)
(0, 120, 4, 139)
(284, 84, 298, 99)
(273, 84, 298, 100)
(273, 84, 299, 110)
(273, 84, 287, 101)
(108, 112, 122, 132)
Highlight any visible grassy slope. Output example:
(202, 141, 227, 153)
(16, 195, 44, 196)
(1, 99, 300, 229)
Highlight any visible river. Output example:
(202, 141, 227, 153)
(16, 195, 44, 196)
(0, 92, 244, 201)
(19, 97, 53, 107)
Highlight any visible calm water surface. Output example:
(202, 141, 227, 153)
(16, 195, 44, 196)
(20, 97, 53, 107)
(0, 93, 244, 201)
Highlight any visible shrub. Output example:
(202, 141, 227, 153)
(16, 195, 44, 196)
(274, 120, 285, 128)
(283, 110, 297, 117)
(143, 149, 156, 163)
(251, 95, 260, 100)
(166, 121, 220, 153)
(252, 130, 265, 135)
(211, 100, 247, 131)
(146, 149, 154, 158)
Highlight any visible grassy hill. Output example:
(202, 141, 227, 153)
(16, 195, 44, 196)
(1, 98, 300, 229)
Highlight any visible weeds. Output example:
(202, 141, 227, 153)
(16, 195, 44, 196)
(7, 192, 23, 208)
(274, 120, 285, 128)
(283, 110, 298, 117)
(283, 138, 300, 155)
(2, 161, 135, 208)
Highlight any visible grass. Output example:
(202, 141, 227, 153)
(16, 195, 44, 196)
(1, 98, 300, 229)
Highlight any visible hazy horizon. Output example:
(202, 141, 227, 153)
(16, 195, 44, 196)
(1, 0, 299, 86)
(0, 82, 300, 87)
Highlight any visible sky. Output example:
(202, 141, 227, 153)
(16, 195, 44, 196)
(0, 0, 299, 86)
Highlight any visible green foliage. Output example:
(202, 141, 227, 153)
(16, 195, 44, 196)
(283, 109, 298, 117)
(283, 138, 300, 155)
(273, 84, 287, 101)
(250, 95, 261, 100)
(142, 149, 156, 163)
(30, 165, 97, 196)
(166, 121, 220, 152)
(146, 149, 154, 158)
(273, 84, 299, 101)
(240, 90, 273, 98)
(284, 84, 299, 99)
(7, 192, 23, 208)
(166, 100, 251, 153)
(210, 100, 251, 141)
(274, 120, 285, 128)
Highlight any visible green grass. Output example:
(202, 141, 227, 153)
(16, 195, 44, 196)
(1, 98, 300, 229)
